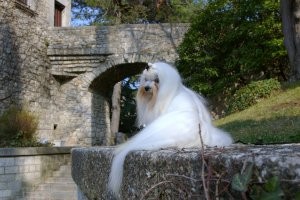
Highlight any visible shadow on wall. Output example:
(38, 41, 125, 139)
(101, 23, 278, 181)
(0, 10, 25, 200)
(0, 19, 22, 115)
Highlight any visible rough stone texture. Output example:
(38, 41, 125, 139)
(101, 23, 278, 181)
(0, 0, 62, 144)
(0, 147, 72, 200)
(46, 24, 189, 146)
(0, 1, 189, 147)
(20, 162, 77, 200)
(72, 144, 300, 199)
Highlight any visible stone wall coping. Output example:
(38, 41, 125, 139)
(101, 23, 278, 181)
(48, 23, 190, 31)
(0, 147, 74, 157)
(72, 144, 300, 199)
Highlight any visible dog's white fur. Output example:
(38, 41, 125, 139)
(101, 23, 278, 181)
(108, 62, 233, 197)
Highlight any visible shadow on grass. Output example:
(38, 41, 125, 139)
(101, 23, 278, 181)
(217, 116, 300, 145)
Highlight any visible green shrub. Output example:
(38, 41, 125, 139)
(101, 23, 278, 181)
(227, 79, 281, 113)
(0, 106, 44, 147)
(176, 0, 288, 99)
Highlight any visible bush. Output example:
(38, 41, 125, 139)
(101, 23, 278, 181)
(227, 79, 281, 113)
(0, 106, 47, 147)
(176, 0, 288, 99)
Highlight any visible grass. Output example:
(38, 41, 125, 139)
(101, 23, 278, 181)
(215, 82, 300, 144)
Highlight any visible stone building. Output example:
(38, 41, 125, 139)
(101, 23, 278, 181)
(0, 0, 72, 145)
(0, 0, 188, 146)
(15, 0, 71, 27)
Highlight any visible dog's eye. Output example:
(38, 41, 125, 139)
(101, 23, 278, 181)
(154, 78, 159, 83)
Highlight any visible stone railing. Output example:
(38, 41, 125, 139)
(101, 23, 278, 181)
(72, 144, 300, 199)
(0, 147, 72, 199)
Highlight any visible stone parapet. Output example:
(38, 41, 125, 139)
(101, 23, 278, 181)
(72, 144, 300, 199)
(0, 147, 72, 199)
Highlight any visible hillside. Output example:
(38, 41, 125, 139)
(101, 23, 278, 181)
(215, 82, 300, 144)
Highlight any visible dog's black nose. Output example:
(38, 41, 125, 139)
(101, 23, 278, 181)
(144, 86, 151, 91)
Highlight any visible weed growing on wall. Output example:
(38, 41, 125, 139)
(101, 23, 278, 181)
(0, 106, 51, 147)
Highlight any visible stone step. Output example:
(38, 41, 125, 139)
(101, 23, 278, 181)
(32, 183, 77, 191)
(45, 177, 75, 183)
(24, 191, 77, 199)
(21, 163, 77, 200)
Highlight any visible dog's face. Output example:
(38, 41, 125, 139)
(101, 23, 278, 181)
(137, 64, 160, 102)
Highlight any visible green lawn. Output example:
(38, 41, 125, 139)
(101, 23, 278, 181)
(215, 82, 300, 144)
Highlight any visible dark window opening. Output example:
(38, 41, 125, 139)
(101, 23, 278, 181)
(54, 1, 65, 27)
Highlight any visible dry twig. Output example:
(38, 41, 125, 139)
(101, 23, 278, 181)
(199, 124, 210, 200)
(140, 180, 173, 200)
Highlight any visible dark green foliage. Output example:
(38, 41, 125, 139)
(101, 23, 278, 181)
(176, 0, 288, 101)
(0, 106, 52, 147)
(227, 78, 281, 113)
(119, 77, 139, 136)
(72, 0, 204, 25)
(231, 163, 253, 192)
(252, 177, 284, 199)
(231, 163, 284, 199)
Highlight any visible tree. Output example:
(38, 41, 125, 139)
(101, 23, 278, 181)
(119, 77, 139, 136)
(72, 0, 203, 25)
(280, 0, 300, 80)
(176, 0, 288, 101)
(110, 81, 122, 145)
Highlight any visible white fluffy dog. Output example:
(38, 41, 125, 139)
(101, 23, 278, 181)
(108, 62, 233, 197)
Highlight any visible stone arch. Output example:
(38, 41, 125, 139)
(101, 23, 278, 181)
(83, 54, 164, 146)
(49, 54, 165, 147)
(76, 54, 163, 91)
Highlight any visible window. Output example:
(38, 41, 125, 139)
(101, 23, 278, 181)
(54, 1, 65, 27)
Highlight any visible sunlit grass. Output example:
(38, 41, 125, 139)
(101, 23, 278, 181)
(215, 82, 300, 144)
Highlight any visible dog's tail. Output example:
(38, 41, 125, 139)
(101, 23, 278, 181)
(108, 150, 129, 198)
(108, 110, 200, 197)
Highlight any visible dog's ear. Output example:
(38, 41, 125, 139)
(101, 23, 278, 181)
(146, 63, 153, 71)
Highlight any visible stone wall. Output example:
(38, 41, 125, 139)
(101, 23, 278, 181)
(72, 144, 300, 199)
(0, 147, 72, 200)
(45, 24, 189, 146)
(0, 1, 189, 147)
(0, 0, 61, 142)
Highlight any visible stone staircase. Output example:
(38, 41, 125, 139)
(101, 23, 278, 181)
(19, 163, 77, 200)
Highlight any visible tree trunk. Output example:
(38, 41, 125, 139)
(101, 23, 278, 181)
(110, 81, 122, 145)
(281, 0, 300, 80)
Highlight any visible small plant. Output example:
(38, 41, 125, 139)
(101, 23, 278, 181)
(227, 79, 281, 114)
(231, 162, 284, 200)
(44, 39, 49, 47)
(231, 163, 253, 193)
(0, 106, 45, 147)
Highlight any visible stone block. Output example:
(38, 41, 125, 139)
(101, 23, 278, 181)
(4, 166, 19, 174)
(0, 190, 11, 198)
(0, 174, 16, 183)
(0, 182, 6, 190)
(72, 144, 300, 200)
(0, 158, 14, 167)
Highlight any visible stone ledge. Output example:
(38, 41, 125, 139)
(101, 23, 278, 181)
(0, 147, 73, 157)
(71, 144, 300, 199)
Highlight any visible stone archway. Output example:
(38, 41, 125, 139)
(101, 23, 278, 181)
(51, 55, 162, 146)
(46, 24, 189, 146)
(89, 62, 148, 146)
